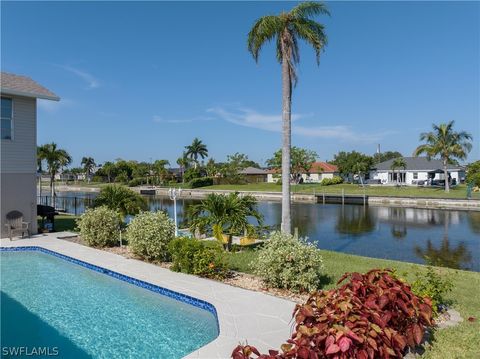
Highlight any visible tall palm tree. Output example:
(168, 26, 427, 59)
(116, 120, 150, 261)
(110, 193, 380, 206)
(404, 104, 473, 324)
(390, 157, 407, 184)
(81, 156, 96, 182)
(37, 145, 47, 200)
(38, 143, 72, 206)
(414, 121, 472, 192)
(185, 138, 208, 169)
(93, 184, 147, 220)
(188, 193, 263, 251)
(248, 1, 329, 233)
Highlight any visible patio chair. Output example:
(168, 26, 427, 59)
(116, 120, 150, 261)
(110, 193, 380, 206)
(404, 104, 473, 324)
(4, 210, 30, 240)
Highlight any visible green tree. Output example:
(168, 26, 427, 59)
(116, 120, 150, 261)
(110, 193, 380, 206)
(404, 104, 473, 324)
(81, 156, 96, 182)
(466, 160, 480, 187)
(267, 147, 318, 184)
(331, 151, 373, 184)
(37, 146, 45, 199)
(220, 153, 260, 184)
(248, 1, 329, 234)
(93, 184, 148, 219)
(152, 159, 170, 185)
(176, 152, 191, 183)
(188, 193, 263, 251)
(414, 121, 472, 192)
(37, 143, 72, 206)
(390, 157, 407, 184)
(185, 138, 208, 169)
(99, 161, 117, 183)
(373, 151, 403, 164)
(205, 158, 220, 178)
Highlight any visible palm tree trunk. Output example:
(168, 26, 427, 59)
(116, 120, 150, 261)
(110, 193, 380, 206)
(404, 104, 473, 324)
(281, 48, 292, 234)
(443, 159, 450, 192)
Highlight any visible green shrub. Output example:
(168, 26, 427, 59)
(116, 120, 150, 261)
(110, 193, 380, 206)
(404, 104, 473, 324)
(128, 177, 147, 187)
(184, 168, 202, 182)
(320, 175, 343, 186)
(411, 266, 454, 315)
(126, 211, 175, 261)
(466, 160, 480, 186)
(168, 237, 227, 279)
(76, 206, 120, 247)
(253, 231, 325, 292)
(187, 177, 214, 188)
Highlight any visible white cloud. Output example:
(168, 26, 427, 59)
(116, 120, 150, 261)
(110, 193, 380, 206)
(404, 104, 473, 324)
(208, 106, 393, 143)
(60, 65, 100, 89)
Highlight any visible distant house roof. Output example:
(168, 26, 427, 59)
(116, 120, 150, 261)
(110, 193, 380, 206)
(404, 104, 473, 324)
(1, 72, 60, 101)
(373, 157, 462, 171)
(239, 167, 268, 175)
(267, 162, 338, 174)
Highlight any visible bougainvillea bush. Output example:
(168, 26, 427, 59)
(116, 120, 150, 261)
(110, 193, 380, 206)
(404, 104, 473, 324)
(232, 269, 434, 359)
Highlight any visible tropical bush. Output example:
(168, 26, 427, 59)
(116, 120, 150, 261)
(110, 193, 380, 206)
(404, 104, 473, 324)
(232, 269, 434, 359)
(76, 206, 120, 247)
(168, 237, 227, 279)
(466, 161, 480, 185)
(320, 176, 343, 186)
(93, 184, 147, 218)
(126, 211, 175, 261)
(188, 177, 214, 188)
(253, 232, 324, 293)
(184, 167, 202, 182)
(411, 266, 453, 315)
(128, 177, 147, 187)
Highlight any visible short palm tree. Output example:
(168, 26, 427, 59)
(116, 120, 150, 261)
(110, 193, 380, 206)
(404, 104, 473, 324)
(248, 1, 329, 233)
(38, 143, 72, 206)
(188, 193, 263, 251)
(93, 184, 148, 219)
(185, 138, 208, 169)
(176, 152, 190, 183)
(81, 156, 96, 182)
(413, 121, 472, 192)
(390, 157, 407, 184)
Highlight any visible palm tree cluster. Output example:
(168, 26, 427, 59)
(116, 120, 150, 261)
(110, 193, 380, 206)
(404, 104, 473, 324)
(248, 1, 329, 233)
(81, 157, 96, 182)
(37, 143, 72, 206)
(184, 137, 208, 169)
(188, 192, 263, 251)
(93, 184, 147, 219)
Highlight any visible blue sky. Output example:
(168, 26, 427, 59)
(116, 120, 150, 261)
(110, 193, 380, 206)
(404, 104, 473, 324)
(2, 1, 479, 167)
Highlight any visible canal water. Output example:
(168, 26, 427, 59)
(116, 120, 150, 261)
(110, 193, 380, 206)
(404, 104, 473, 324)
(41, 192, 480, 271)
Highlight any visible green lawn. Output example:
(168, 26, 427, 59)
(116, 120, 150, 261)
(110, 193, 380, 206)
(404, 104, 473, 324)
(38, 215, 80, 232)
(226, 247, 480, 358)
(205, 183, 479, 200)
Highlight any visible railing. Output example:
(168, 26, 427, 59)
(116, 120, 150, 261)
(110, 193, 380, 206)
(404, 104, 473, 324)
(37, 196, 95, 216)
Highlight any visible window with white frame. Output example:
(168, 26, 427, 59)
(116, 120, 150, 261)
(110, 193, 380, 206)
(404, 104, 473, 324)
(1, 97, 12, 140)
(413, 172, 418, 179)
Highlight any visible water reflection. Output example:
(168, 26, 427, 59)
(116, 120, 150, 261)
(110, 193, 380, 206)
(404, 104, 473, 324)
(43, 193, 480, 271)
(415, 238, 472, 270)
(335, 206, 375, 236)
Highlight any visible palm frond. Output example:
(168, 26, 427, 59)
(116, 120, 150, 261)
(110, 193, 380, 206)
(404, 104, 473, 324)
(292, 18, 328, 64)
(290, 1, 330, 19)
(247, 15, 284, 62)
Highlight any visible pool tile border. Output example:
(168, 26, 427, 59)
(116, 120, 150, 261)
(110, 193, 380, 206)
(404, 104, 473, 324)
(0, 246, 219, 334)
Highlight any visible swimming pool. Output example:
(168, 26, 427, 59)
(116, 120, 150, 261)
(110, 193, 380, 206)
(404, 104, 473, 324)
(0, 247, 219, 358)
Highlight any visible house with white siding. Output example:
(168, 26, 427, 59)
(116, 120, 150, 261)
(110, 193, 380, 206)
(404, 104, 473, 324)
(267, 162, 339, 183)
(369, 157, 465, 186)
(1, 72, 60, 237)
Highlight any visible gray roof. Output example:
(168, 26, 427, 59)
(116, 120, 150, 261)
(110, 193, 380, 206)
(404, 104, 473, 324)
(239, 167, 268, 175)
(373, 157, 462, 171)
(1, 72, 59, 101)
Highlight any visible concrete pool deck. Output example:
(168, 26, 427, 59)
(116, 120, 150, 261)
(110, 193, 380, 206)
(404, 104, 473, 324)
(0, 233, 295, 358)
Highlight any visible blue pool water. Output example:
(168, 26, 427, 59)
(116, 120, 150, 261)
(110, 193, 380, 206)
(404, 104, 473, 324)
(0, 250, 218, 358)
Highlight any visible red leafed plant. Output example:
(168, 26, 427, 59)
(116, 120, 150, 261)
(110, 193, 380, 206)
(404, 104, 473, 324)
(232, 269, 434, 359)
